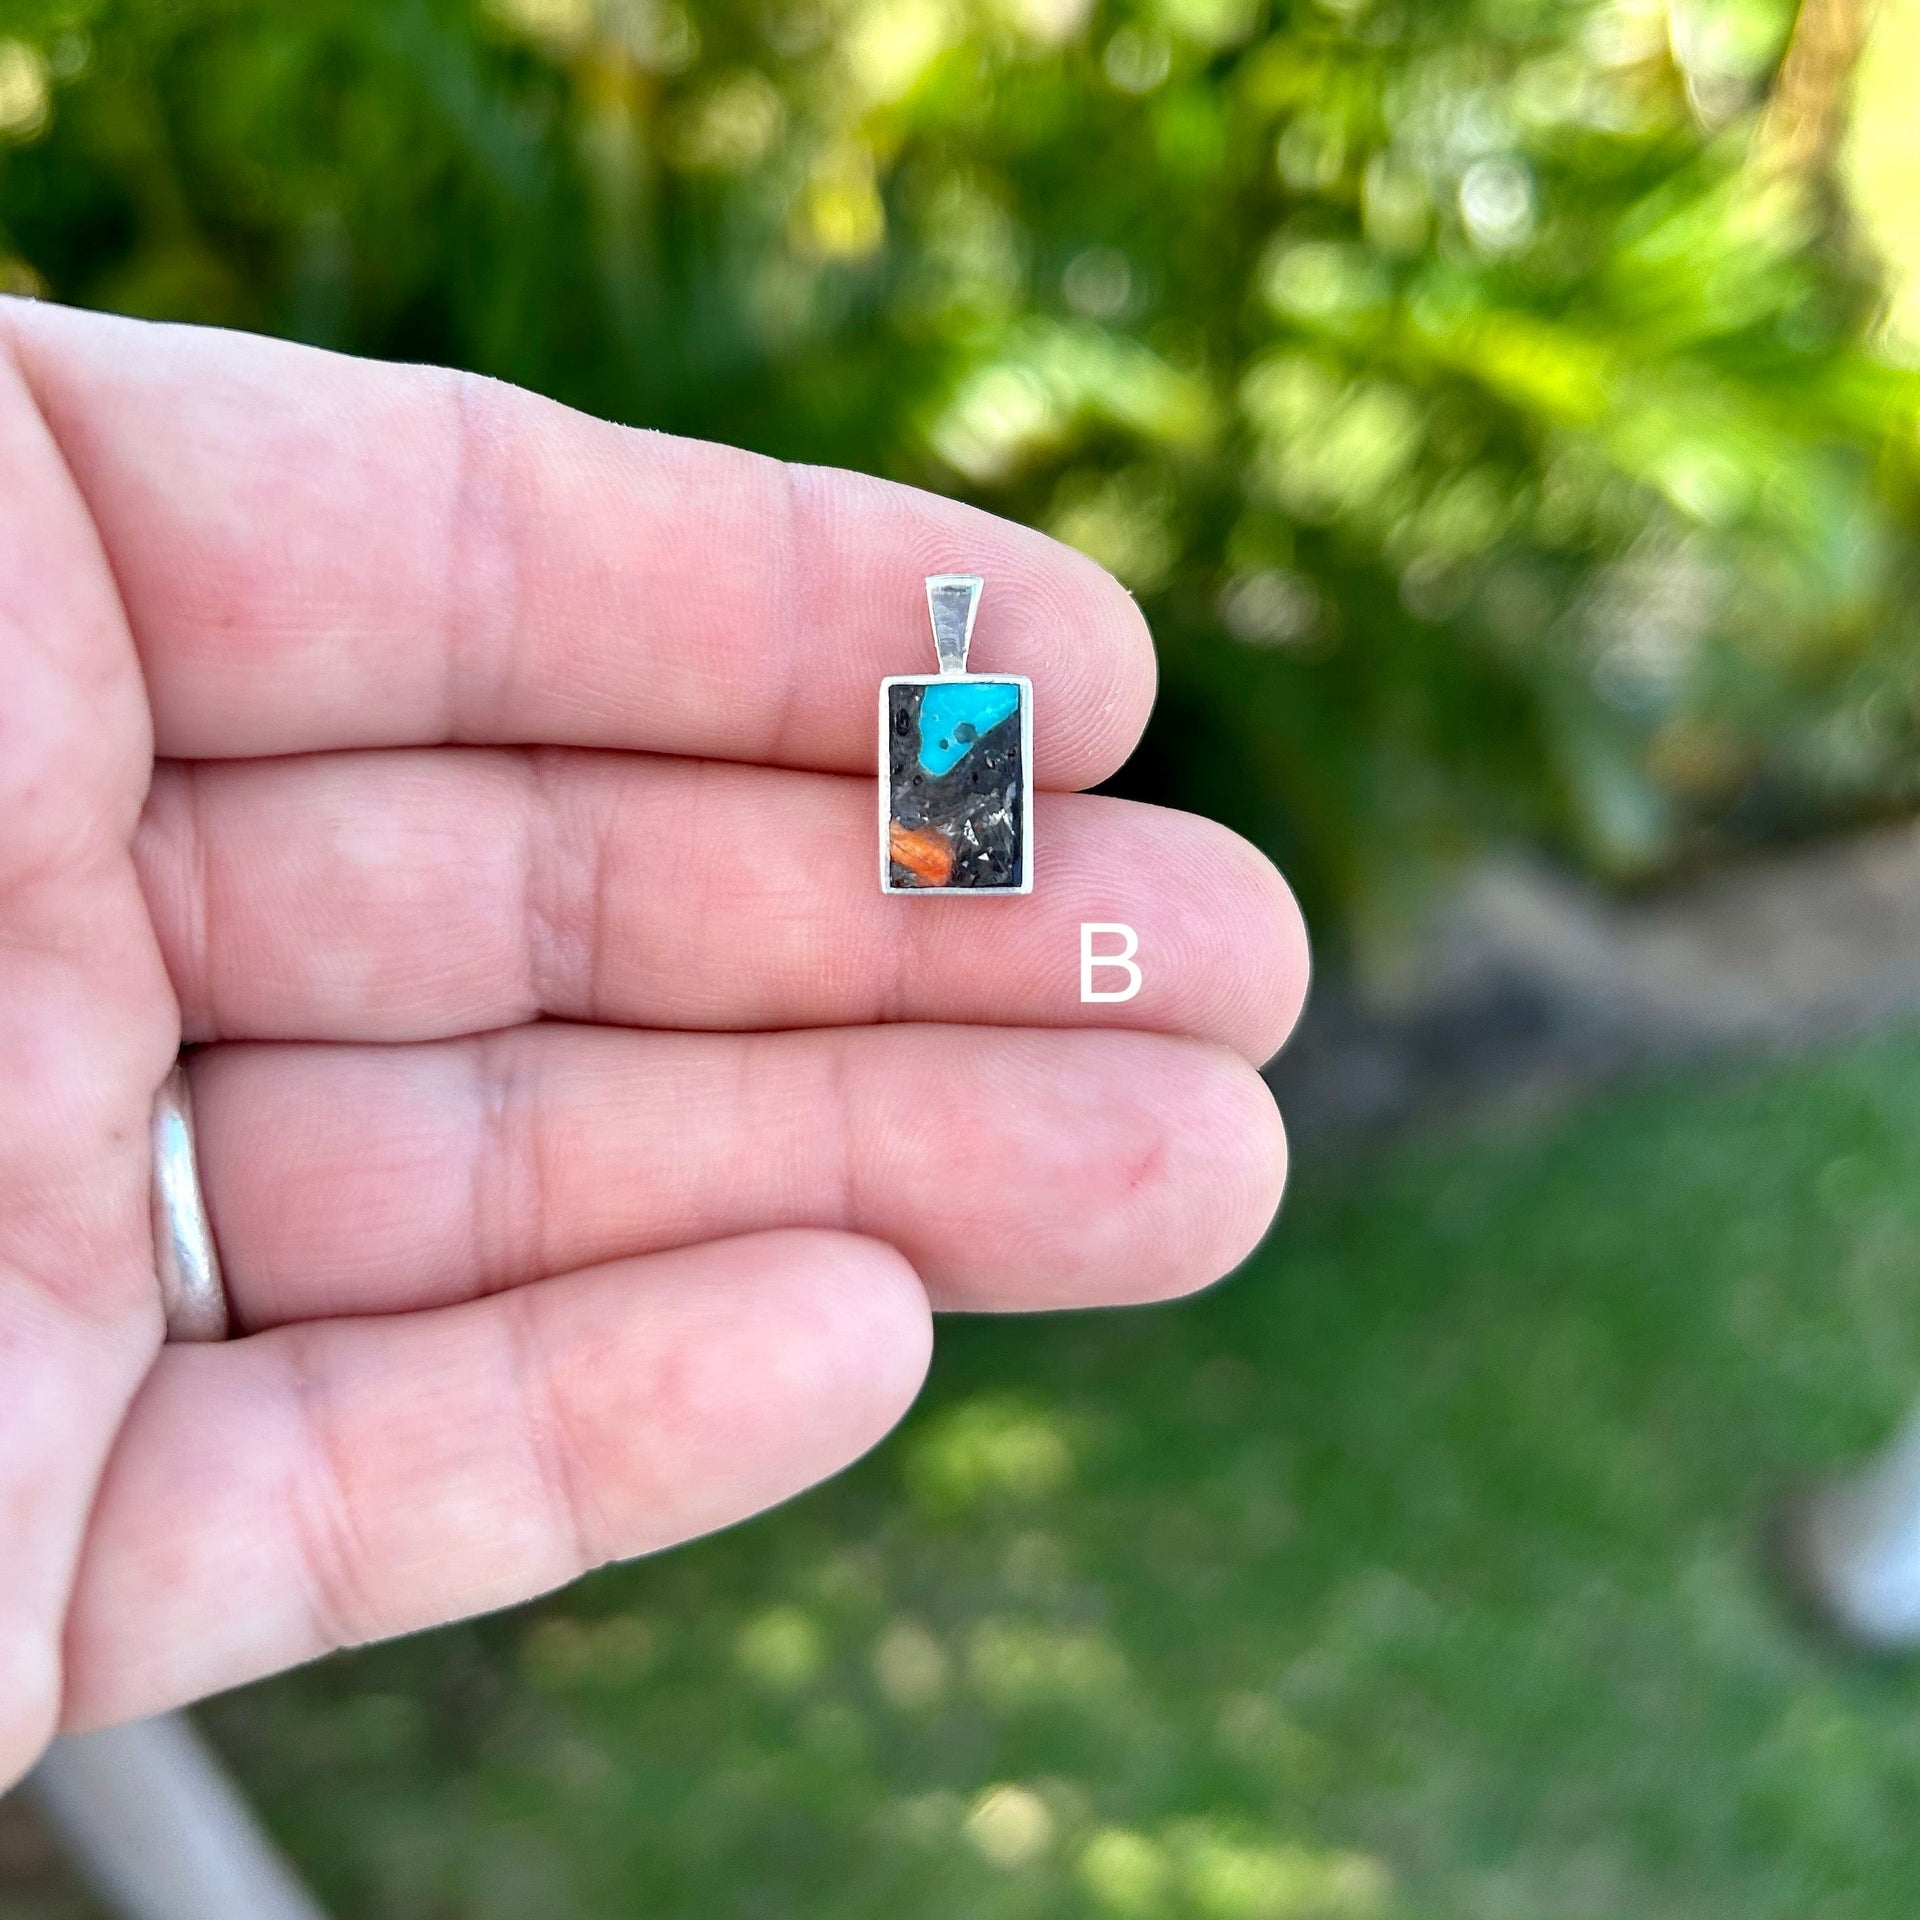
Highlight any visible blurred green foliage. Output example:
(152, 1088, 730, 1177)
(4, 0, 1920, 942)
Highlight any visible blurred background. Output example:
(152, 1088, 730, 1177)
(10, 0, 1920, 1913)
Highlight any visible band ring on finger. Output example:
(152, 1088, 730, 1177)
(152, 1062, 230, 1342)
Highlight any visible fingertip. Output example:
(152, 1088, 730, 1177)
(1236, 839, 1313, 1067)
(1116, 1044, 1289, 1307)
(753, 1228, 935, 1437)
(1155, 811, 1313, 1064)
(1008, 536, 1159, 790)
(924, 1032, 1289, 1314)
(1209, 1050, 1291, 1281)
(662, 1232, 933, 1496)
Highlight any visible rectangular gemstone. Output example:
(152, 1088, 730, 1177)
(880, 674, 1032, 893)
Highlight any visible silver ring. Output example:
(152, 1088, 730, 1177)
(151, 1063, 229, 1342)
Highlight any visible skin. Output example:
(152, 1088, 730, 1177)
(0, 298, 1309, 1788)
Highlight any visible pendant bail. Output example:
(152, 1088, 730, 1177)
(926, 574, 982, 676)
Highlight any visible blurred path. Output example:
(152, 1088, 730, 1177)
(1274, 815, 1920, 1137)
(17, 1716, 326, 1920)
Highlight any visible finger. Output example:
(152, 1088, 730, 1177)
(0, 331, 181, 1783)
(2, 300, 1154, 785)
(137, 750, 1308, 1064)
(59, 1230, 930, 1728)
(189, 1024, 1286, 1325)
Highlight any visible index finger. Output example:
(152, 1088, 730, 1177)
(1, 300, 1156, 785)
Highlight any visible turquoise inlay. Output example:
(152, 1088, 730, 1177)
(917, 681, 1021, 777)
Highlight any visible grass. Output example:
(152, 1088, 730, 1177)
(28, 1032, 1920, 1918)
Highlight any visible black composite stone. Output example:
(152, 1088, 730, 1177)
(886, 680, 1025, 889)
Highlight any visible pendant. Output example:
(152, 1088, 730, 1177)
(880, 575, 1033, 894)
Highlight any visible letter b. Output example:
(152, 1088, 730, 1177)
(1080, 923, 1142, 1003)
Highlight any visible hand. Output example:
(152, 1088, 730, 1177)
(0, 299, 1307, 1786)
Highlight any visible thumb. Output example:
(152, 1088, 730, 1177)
(0, 315, 179, 1784)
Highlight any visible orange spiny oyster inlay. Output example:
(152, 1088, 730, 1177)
(888, 823, 955, 886)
